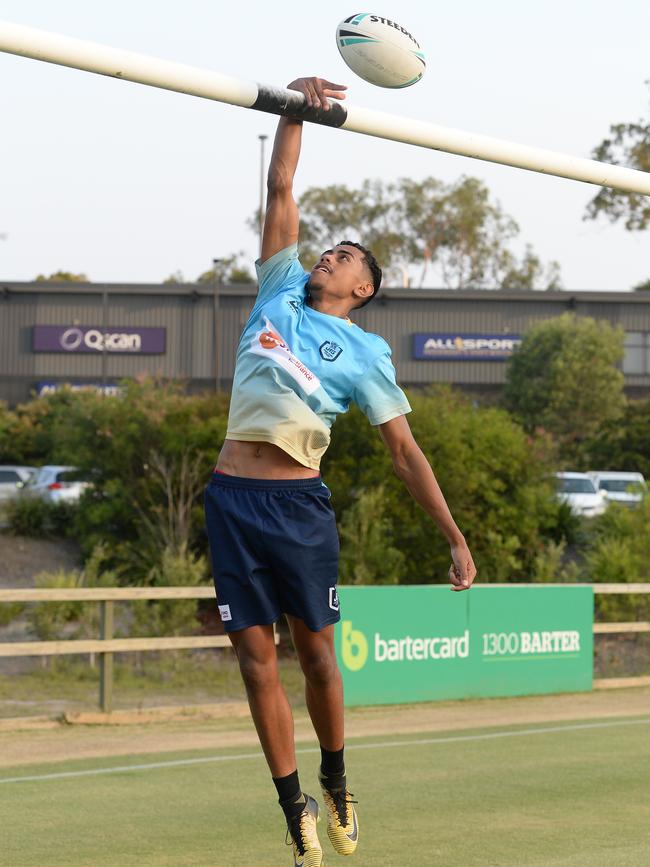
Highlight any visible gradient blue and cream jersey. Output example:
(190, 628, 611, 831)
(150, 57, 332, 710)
(225, 244, 411, 470)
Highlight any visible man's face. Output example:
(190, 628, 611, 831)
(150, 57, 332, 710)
(308, 244, 374, 307)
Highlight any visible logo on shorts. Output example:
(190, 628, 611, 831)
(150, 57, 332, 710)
(329, 587, 339, 611)
(341, 620, 368, 671)
(218, 604, 232, 622)
(319, 341, 343, 361)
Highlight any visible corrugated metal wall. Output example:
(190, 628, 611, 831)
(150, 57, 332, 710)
(1, 281, 649, 404)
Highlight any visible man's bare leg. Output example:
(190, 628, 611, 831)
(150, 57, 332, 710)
(229, 622, 324, 863)
(286, 618, 344, 750)
(287, 616, 358, 856)
(228, 624, 296, 776)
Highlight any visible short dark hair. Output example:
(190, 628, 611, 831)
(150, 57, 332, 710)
(338, 240, 382, 308)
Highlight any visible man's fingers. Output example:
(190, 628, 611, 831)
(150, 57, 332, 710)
(286, 78, 347, 110)
(314, 79, 347, 109)
(305, 80, 320, 109)
(448, 564, 464, 586)
(320, 80, 347, 91)
(449, 561, 473, 591)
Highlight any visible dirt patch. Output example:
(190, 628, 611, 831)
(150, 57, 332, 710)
(1, 685, 648, 770)
(0, 533, 83, 675)
(0, 533, 82, 588)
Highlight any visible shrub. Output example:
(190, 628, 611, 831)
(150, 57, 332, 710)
(585, 498, 650, 621)
(505, 313, 625, 465)
(0, 380, 229, 583)
(130, 544, 210, 638)
(27, 545, 116, 642)
(339, 485, 405, 584)
(323, 387, 562, 585)
(5, 497, 77, 538)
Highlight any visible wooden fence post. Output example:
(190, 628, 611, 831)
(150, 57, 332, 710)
(99, 600, 114, 713)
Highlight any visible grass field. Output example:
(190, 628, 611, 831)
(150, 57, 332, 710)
(2, 715, 649, 866)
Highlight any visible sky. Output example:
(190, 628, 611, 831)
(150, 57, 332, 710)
(0, 0, 648, 290)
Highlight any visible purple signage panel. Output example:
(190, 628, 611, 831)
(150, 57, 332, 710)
(33, 326, 166, 354)
(413, 333, 522, 361)
(36, 382, 123, 397)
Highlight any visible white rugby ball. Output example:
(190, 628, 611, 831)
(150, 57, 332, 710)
(336, 12, 425, 89)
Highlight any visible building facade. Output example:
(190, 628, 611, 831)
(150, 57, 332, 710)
(1, 279, 649, 406)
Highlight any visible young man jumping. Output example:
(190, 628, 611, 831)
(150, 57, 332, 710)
(204, 76, 477, 866)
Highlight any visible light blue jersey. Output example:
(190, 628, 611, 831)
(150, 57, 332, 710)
(226, 244, 411, 469)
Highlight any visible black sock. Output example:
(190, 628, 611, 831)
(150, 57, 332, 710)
(273, 770, 306, 821)
(320, 745, 346, 790)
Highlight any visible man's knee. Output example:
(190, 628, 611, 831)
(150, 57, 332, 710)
(237, 651, 278, 693)
(301, 648, 340, 688)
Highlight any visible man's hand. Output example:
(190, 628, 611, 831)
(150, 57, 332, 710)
(449, 540, 477, 592)
(287, 77, 347, 111)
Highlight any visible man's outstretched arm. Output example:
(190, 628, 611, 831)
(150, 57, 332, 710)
(260, 77, 347, 264)
(378, 414, 477, 591)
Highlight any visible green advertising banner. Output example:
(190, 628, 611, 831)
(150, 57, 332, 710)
(335, 586, 593, 706)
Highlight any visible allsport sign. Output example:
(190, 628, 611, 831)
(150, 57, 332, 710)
(413, 333, 522, 361)
(335, 586, 593, 706)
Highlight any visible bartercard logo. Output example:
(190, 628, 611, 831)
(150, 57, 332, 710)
(341, 621, 368, 671)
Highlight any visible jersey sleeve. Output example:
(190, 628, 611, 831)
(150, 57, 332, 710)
(251, 243, 307, 315)
(352, 351, 412, 426)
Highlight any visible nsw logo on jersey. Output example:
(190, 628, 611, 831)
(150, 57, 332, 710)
(319, 341, 343, 361)
(250, 317, 321, 396)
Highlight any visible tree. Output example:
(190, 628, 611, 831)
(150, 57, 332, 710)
(504, 313, 625, 464)
(585, 83, 650, 289)
(323, 389, 562, 585)
(296, 179, 415, 285)
(338, 486, 405, 584)
(399, 175, 561, 289)
(2, 380, 230, 581)
(585, 84, 650, 232)
(35, 270, 89, 282)
(586, 399, 650, 478)
(284, 176, 560, 289)
(196, 252, 254, 285)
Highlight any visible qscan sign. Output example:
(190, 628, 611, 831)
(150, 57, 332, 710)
(413, 333, 522, 360)
(32, 326, 166, 354)
(335, 586, 593, 706)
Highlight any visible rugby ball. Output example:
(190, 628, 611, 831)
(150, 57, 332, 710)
(336, 13, 426, 88)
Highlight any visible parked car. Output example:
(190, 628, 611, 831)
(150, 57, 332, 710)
(0, 465, 36, 501)
(588, 471, 646, 508)
(21, 465, 93, 504)
(555, 472, 608, 518)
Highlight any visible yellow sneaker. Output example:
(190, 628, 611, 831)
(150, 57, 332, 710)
(285, 794, 323, 867)
(319, 774, 359, 856)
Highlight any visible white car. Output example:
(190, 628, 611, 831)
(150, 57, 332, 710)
(22, 465, 93, 504)
(588, 471, 646, 508)
(555, 472, 608, 518)
(0, 465, 36, 501)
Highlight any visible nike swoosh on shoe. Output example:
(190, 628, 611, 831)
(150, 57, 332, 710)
(346, 812, 358, 842)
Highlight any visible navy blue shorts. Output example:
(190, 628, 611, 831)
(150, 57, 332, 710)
(204, 473, 341, 633)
